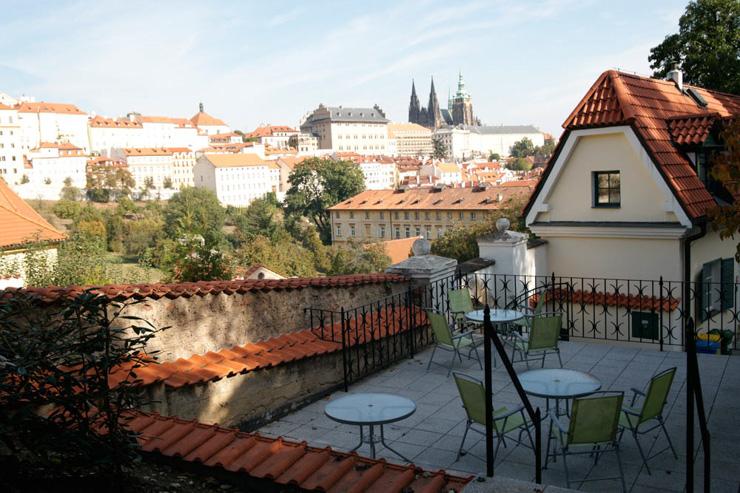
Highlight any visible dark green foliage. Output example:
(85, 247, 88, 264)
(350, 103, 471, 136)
(432, 137, 447, 159)
(506, 157, 533, 171)
(284, 158, 365, 243)
(509, 137, 536, 158)
(649, 0, 740, 94)
(0, 291, 162, 484)
(163, 187, 226, 246)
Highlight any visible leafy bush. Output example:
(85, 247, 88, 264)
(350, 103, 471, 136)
(0, 290, 163, 486)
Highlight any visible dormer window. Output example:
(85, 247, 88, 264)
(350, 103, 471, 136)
(593, 171, 620, 208)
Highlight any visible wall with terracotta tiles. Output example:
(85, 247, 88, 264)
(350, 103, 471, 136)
(122, 281, 409, 362)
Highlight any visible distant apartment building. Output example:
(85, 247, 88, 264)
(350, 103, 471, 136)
(300, 105, 389, 154)
(15, 101, 90, 153)
(88, 115, 145, 153)
(0, 103, 23, 185)
(190, 103, 230, 136)
(18, 142, 87, 199)
(289, 132, 319, 153)
(208, 133, 243, 145)
(245, 125, 299, 149)
(111, 147, 194, 200)
(420, 162, 463, 185)
(387, 122, 433, 157)
(435, 125, 545, 160)
(328, 184, 533, 243)
(358, 157, 397, 190)
(194, 153, 280, 207)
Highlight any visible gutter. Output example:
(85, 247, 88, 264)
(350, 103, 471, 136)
(682, 220, 707, 322)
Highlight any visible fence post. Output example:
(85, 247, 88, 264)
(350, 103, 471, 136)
(340, 307, 348, 392)
(406, 286, 415, 358)
(659, 277, 664, 352)
(483, 305, 494, 478)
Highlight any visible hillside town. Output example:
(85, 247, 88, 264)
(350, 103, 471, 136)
(0, 1, 739, 493)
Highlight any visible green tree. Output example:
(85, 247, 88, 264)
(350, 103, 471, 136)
(325, 241, 391, 275)
(506, 157, 533, 171)
(52, 199, 82, 220)
(284, 158, 365, 243)
(163, 187, 226, 246)
(235, 233, 318, 277)
(488, 152, 501, 161)
(166, 235, 234, 282)
(510, 137, 536, 158)
(21, 233, 110, 287)
(534, 139, 556, 159)
(708, 120, 740, 260)
(87, 163, 135, 202)
(432, 137, 447, 159)
(232, 192, 281, 243)
(163, 176, 173, 189)
(649, 0, 740, 94)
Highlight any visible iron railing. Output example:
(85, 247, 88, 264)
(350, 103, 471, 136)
(305, 288, 431, 390)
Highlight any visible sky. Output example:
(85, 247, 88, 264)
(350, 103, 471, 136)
(0, 0, 687, 136)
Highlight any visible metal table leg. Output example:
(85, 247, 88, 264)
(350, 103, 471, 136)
(379, 425, 411, 462)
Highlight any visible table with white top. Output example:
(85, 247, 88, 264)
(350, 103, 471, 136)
(519, 368, 602, 416)
(465, 309, 525, 367)
(324, 392, 416, 461)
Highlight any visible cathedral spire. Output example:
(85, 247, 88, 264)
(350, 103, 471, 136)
(427, 77, 442, 129)
(408, 79, 420, 123)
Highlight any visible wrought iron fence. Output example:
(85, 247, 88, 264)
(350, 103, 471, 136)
(437, 272, 740, 350)
(305, 288, 432, 390)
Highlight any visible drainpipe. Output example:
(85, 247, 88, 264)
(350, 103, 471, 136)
(682, 221, 706, 322)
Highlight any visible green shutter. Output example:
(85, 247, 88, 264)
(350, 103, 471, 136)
(721, 258, 735, 311)
(699, 262, 711, 322)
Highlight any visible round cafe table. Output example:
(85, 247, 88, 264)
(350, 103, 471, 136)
(465, 309, 524, 367)
(324, 393, 416, 461)
(519, 368, 601, 416)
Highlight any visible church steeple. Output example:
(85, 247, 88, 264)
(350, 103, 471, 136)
(427, 77, 442, 129)
(408, 79, 420, 123)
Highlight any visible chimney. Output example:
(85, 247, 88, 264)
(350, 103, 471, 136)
(199, 102, 204, 113)
(667, 66, 683, 92)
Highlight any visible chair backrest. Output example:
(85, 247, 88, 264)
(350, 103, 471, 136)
(453, 372, 486, 426)
(528, 314, 561, 350)
(449, 288, 474, 314)
(568, 391, 624, 446)
(427, 310, 454, 346)
(532, 292, 546, 315)
(639, 367, 676, 423)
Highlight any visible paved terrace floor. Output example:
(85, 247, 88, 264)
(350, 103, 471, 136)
(258, 340, 740, 492)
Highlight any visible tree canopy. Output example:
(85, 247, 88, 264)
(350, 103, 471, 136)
(509, 137, 536, 158)
(709, 120, 740, 261)
(163, 187, 226, 246)
(284, 158, 365, 243)
(432, 137, 448, 160)
(649, 0, 740, 94)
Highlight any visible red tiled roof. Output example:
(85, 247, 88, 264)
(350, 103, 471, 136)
(667, 114, 720, 146)
(0, 274, 407, 304)
(126, 411, 472, 492)
(110, 305, 422, 389)
(89, 115, 143, 128)
(0, 178, 66, 249)
(530, 70, 740, 220)
(191, 111, 227, 127)
(245, 125, 297, 138)
(15, 101, 85, 115)
(534, 288, 680, 312)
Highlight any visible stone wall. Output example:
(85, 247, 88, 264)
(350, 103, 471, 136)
(119, 280, 409, 361)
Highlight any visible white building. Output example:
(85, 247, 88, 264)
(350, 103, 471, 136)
(88, 115, 145, 154)
(129, 114, 209, 150)
(17, 142, 87, 200)
(245, 125, 299, 149)
(15, 101, 90, 153)
(419, 162, 462, 185)
(194, 153, 281, 207)
(387, 122, 433, 157)
(0, 103, 24, 185)
(300, 105, 389, 154)
(289, 132, 319, 153)
(112, 147, 194, 200)
(190, 103, 230, 136)
(208, 133, 244, 145)
(435, 125, 545, 160)
(358, 158, 397, 190)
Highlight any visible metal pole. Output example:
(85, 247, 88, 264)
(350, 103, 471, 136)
(659, 277, 664, 352)
(534, 408, 542, 484)
(340, 307, 348, 392)
(686, 317, 694, 493)
(483, 304, 494, 478)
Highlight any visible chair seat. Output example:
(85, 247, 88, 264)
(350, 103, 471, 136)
(493, 407, 526, 433)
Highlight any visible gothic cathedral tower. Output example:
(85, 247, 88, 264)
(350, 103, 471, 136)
(408, 80, 420, 123)
(408, 77, 444, 129)
(451, 72, 474, 126)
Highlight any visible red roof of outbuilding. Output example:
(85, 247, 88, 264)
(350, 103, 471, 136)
(528, 70, 740, 220)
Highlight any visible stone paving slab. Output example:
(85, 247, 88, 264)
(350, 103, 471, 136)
(258, 339, 739, 492)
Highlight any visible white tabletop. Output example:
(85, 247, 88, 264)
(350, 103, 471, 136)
(519, 369, 601, 399)
(324, 393, 416, 426)
(465, 309, 525, 323)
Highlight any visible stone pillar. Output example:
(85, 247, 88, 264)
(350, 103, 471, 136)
(385, 238, 457, 310)
(477, 218, 537, 277)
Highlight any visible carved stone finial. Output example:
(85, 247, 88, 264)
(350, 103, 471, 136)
(493, 217, 511, 239)
(411, 237, 431, 256)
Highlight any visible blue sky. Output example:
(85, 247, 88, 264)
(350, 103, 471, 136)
(0, 0, 686, 135)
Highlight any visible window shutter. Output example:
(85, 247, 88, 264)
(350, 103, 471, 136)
(721, 258, 735, 311)
(698, 261, 711, 322)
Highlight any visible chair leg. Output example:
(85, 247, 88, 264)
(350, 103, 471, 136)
(473, 343, 483, 369)
(561, 447, 570, 489)
(615, 445, 627, 493)
(633, 429, 652, 475)
(556, 349, 563, 368)
(456, 421, 471, 461)
(544, 418, 553, 469)
(659, 417, 678, 459)
(541, 351, 546, 368)
(426, 346, 437, 372)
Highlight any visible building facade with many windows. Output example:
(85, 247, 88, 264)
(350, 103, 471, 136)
(300, 105, 389, 154)
(387, 122, 433, 157)
(0, 104, 23, 184)
(328, 185, 533, 243)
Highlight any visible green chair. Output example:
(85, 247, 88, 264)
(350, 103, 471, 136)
(453, 372, 534, 461)
(619, 367, 678, 474)
(449, 288, 475, 331)
(548, 391, 627, 493)
(512, 292, 547, 335)
(509, 313, 563, 368)
(426, 310, 481, 377)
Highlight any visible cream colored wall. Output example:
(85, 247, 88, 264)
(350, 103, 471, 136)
(691, 228, 739, 282)
(544, 236, 682, 281)
(542, 132, 678, 223)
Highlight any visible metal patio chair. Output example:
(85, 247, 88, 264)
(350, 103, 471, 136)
(509, 313, 563, 368)
(425, 310, 482, 377)
(619, 367, 678, 474)
(512, 292, 547, 336)
(548, 391, 627, 493)
(449, 288, 476, 331)
(452, 372, 534, 461)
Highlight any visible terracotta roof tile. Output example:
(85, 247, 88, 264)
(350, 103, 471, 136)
(0, 273, 406, 304)
(553, 70, 740, 219)
(15, 101, 85, 115)
(534, 288, 680, 312)
(191, 111, 227, 127)
(112, 305, 423, 389)
(127, 411, 471, 491)
(0, 178, 67, 249)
